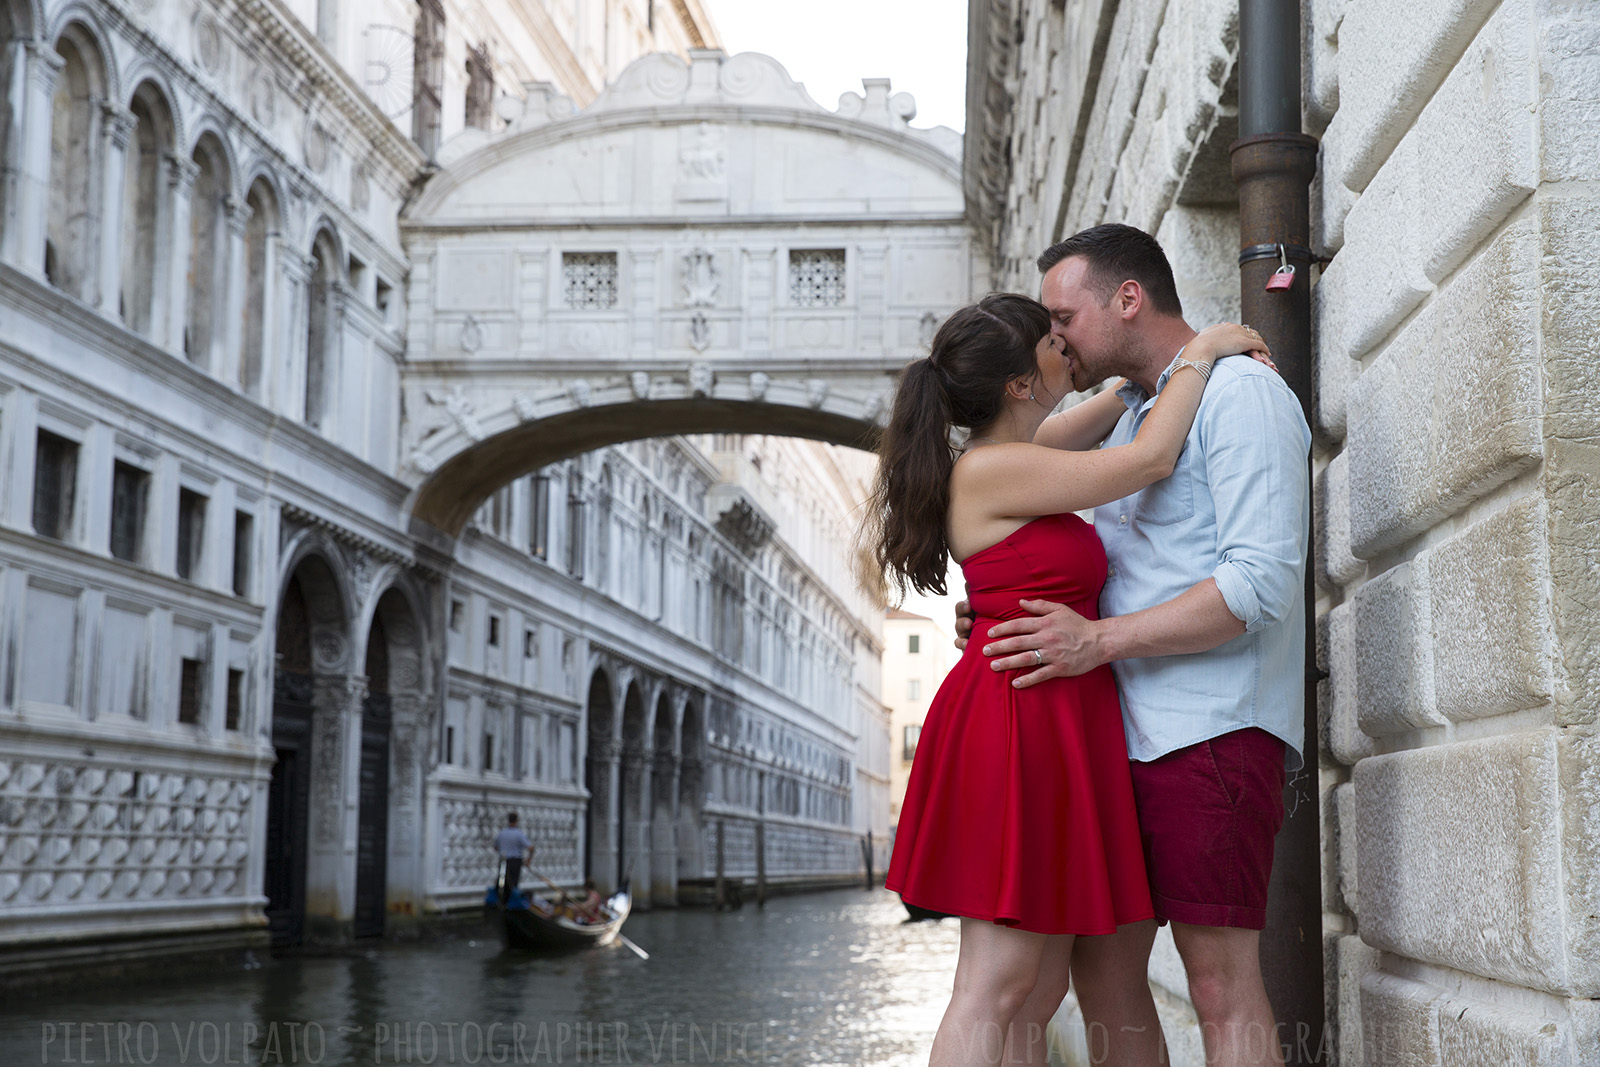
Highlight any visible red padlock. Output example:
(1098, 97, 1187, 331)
(1266, 264, 1296, 292)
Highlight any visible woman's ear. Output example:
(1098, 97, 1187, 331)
(1005, 373, 1036, 401)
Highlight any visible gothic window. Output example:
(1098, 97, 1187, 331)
(465, 43, 494, 130)
(46, 27, 104, 301)
(788, 249, 846, 307)
(226, 668, 244, 731)
(411, 0, 446, 157)
(122, 84, 174, 336)
(241, 180, 279, 396)
(110, 460, 149, 563)
(562, 252, 618, 309)
(304, 229, 341, 429)
(528, 473, 551, 559)
(186, 136, 230, 368)
(232, 510, 253, 596)
(176, 487, 207, 581)
(32, 429, 79, 541)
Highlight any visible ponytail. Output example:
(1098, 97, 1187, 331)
(861, 358, 957, 599)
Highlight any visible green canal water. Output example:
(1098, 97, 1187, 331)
(0, 888, 961, 1065)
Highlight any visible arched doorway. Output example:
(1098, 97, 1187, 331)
(650, 693, 677, 906)
(583, 669, 616, 891)
(353, 611, 391, 938)
(676, 699, 706, 890)
(265, 574, 314, 945)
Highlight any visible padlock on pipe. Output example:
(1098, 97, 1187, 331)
(1265, 264, 1296, 292)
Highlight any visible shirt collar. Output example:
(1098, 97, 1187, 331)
(1116, 346, 1189, 411)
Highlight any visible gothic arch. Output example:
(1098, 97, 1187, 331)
(46, 9, 117, 100)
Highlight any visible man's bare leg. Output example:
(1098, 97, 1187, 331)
(1001, 934, 1074, 1065)
(1069, 919, 1167, 1066)
(1170, 923, 1284, 1067)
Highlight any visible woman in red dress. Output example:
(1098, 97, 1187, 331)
(865, 294, 1264, 1065)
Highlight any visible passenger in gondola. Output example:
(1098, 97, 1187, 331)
(573, 880, 606, 924)
(492, 812, 534, 905)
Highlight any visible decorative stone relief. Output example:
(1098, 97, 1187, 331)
(312, 631, 348, 672)
(304, 122, 331, 173)
(350, 163, 371, 213)
(689, 363, 713, 397)
(424, 385, 485, 441)
(193, 12, 227, 76)
(748, 372, 771, 400)
(806, 379, 830, 408)
(568, 379, 592, 407)
(0, 758, 253, 906)
(248, 68, 277, 126)
(919, 310, 939, 348)
(630, 371, 651, 399)
(688, 312, 711, 352)
(459, 315, 483, 353)
(682, 249, 718, 307)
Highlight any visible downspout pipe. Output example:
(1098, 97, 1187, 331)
(1229, 3, 1327, 1065)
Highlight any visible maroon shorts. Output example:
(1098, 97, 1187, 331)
(1127, 727, 1286, 930)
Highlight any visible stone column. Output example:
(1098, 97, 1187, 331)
(586, 735, 621, 895)
(621, 745, 651, 906)
(1, 42, 62, 274)
(322, 279, 352, 439)
(650, 748, 679, 907)
(218, 195, 251, 388)
(675, 756, 704, 891)
(162, 153, 198, 355)
(384, 690, 430, 936)
(304, 672, 366, 944)
(95, 101, 135, 317)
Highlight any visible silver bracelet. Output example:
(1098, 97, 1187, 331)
(1167, 345, 1213, 381)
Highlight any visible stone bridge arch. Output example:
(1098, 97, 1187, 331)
(399, 49, 974, 535)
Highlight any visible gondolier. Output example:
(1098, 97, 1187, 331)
(492, 812, 534, 904)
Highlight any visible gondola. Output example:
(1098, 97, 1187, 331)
(485, 882, 633, 951)
(901, 894, 954, 922)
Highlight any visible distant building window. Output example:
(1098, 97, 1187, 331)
(906, 678, 921, 701)
(529, 473, 550, 559)
(412, 0, 446, 156)
(908, 634, 920, 654)
(524, 629, 538, 658)
(32, 430, 79, 541)
(176, 488, 207, 581)
(445, 725, 456, 765)
(465, 43, 495, 129)
(482, 732, 495, 773)
(110, 461, 149, 563)
(232, 511, 253, 597)
(488, 615, 501, 647)
(563, 252, 618, 309)
(903, 724, 920, 762)
(178, 658, 204, 725)
(789, 249, 846, 307)
(449, 600, 465, 632)
(226, 668, 244, 731)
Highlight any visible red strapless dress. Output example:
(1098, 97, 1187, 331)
(885, 513, 1153, 934)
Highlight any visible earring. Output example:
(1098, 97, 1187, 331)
(1028, 391, 1035, 401)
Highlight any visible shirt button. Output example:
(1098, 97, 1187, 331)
(1119, 514, 1128, 524)
(1107, 565, 1116, 576)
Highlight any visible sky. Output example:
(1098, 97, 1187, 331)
(706, 0, 971, 133)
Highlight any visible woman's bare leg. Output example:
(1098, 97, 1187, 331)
(930, 919, 1049, 1067)
(1002, 933, 1075, 1065)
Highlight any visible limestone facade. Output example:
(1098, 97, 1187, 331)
(967, 0, 1600, 1062)
(882, 608, 955, 831)
(0, 0, 961, 984)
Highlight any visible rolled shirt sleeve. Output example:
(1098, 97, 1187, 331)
(1201, 367, 1311, 634)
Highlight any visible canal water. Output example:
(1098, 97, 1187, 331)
(1, 888, 961, 1066)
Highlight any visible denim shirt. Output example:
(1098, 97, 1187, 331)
(1094, 355, 1311, 769)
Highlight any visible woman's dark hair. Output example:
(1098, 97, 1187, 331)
(860, 293, 1051, 600)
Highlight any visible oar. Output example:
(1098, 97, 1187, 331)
(530, 869, 649, 960)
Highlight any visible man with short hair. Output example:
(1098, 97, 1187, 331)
(492, 812, 534, 905)
(964, 222, 1310, 1066)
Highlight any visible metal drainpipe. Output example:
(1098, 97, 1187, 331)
(1229, 2, 1327, 1064)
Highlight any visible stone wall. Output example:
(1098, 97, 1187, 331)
(969, 0, 1600, 1061)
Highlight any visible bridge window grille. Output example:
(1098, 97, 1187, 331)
(562, 252, 618, 309)
(788, 249, 846, 307)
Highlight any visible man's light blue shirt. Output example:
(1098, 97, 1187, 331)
(1094, 355, 1311, 769)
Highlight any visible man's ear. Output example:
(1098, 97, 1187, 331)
(1117, 280, 1143, 320)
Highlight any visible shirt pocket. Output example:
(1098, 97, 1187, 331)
(1133, 447, 1196, 526)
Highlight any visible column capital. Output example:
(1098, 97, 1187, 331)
(100, 100, 137, 150)
(224, 193, 253, 236)
(165, 152, 200, 195)
(313, 672, 369, 711)
(25, 41, 65, 96)
(276, 238, 316, 283)
(589, 736, 621, 762)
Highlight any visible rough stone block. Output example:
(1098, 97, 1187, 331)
(1330, 781, 1361, 918)
(1158, 205, 1241, 332)
(1557, 730, 1600, 998)
(1324, 932, 1378, 1067)
(1303, 0, 1346, 132)
(1360, 971, 1443, 1067)
(1320, 603, 1373, 765)
(1537, 0, 1600, 184)
(1428, 498, 1554, 722)
(1353, 557, 1443, 737)
(1436, 999, 1568, 1067)
(1355, 729, 1570, 994)
(1314, 452, 1362, 591)
(1311, 284, 1352, 444)
(1334, 0, 1501, 191)
(1328, 0, 1538, 362)
(1346, 217, 1543, 556)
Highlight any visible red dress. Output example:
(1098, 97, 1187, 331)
(886, 513, 1153, 934)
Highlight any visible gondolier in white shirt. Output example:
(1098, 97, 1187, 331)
(492, 812, 534, 905)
